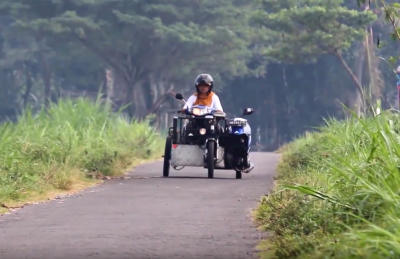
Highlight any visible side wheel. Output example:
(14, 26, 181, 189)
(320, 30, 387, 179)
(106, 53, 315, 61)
(235, 170, 242, 179)
(207, 141, 215, 179)
(163, 137, 172, 177)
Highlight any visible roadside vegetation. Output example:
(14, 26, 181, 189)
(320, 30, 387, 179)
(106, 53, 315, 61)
(0, 97, 163, 211)
(255, 110, 400, 258)
(253, 0, 400, 257)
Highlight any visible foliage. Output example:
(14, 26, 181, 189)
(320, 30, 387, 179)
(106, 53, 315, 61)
(0, 96, 162, 205)
(0, 0, 398, 151)
(255, 112, 400, 258)
(250, 0, 378, 113)
(4, 0, 257, 117)
(357, 0, 400, 43)
(251, 0, 376, 63)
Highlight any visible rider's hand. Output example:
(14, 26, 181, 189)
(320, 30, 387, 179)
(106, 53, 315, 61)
(178, 108, 189, 114)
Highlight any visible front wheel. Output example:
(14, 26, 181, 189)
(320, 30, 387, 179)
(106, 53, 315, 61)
(207, 140, 215, 179)
(235, 170, 242, 179)
(163, 137, 172, 177)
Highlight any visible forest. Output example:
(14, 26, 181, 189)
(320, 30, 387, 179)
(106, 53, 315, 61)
(0, 0, 399, 258)
(0, 0, 398, 151)
(250, 1, 400, 258)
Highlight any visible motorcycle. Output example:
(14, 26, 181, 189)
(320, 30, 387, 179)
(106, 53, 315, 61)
(162, 93, 253, 179)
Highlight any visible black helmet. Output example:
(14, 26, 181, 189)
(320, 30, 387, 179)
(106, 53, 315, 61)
(194, 74, 214, 93)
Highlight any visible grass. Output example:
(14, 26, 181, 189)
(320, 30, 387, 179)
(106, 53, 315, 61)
(255, 111, 400, 259)
(0, 97, 163, 211)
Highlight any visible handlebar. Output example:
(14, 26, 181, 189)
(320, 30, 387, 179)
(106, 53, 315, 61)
(177, 108, 226, 117)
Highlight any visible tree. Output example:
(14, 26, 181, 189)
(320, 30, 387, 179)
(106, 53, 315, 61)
(251, 0, 376, 110)
(357, 0, 400, 42)
(12, 0, 256, 118)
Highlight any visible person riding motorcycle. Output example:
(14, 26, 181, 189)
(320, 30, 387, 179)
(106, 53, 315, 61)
(180, 73, 254, 173)
(182, 74, 223, 113)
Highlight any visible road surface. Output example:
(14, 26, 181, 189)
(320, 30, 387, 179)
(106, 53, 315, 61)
(0, 152, 279, 259)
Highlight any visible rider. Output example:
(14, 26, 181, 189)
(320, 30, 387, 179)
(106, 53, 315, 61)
(181, 73, 254, 173)
(182, 74, 223, 112)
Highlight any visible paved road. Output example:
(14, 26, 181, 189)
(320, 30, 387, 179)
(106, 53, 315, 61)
(0, 152, 279, 259)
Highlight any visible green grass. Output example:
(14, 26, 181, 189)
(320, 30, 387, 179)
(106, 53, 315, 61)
(0, 97, 163, 208)
(255, 111, 400, 259)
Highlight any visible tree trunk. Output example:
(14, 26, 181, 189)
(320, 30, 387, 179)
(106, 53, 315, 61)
(125, 81, 134, 119)
(333, 50, 370, 109)
(121, 72, 140, 119)
(23, 63, 33, 109)
(104, 68, 114, 110)
(152, 78, 162, 124)
(149, 75, 158, 105)
(164, 112, 169, 132)
(133, 82, 148, 120)
(353, 42, 366, 116)
(365, 27, 384, 101)
(38, 51, 52, 108)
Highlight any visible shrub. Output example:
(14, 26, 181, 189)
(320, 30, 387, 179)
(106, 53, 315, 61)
(0, 97, 163, 205)
(255, 112, 400, 259)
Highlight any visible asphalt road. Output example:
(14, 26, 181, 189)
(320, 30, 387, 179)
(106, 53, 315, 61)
(0, 152, 279, 259)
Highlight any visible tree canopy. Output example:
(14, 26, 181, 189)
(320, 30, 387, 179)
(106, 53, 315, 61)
(0, 0, 397, 149)
(251, 0, 376, 98)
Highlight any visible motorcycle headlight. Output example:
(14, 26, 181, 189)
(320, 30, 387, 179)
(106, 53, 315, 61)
(192, 108, 201, 115)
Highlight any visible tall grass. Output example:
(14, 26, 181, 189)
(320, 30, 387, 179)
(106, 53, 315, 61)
(0, 97, 163, 206)
(255, 111, 400, 259)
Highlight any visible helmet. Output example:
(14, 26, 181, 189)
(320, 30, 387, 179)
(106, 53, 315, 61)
(194, 74, 214, 93)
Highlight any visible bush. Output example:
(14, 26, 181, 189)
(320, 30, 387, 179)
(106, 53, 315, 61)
(255, 112, 400, 259)
(0, 97, 163, 206)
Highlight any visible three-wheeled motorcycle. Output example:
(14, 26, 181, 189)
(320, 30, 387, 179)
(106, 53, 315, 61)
(162, 93, 253, 179)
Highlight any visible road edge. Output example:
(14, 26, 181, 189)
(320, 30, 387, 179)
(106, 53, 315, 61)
(0, 157, 163, 215)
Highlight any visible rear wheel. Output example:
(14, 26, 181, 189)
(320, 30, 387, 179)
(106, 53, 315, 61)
(207, 141, 215, 179)
(163, 137, 172, 177)
(235, 170, 242, 179)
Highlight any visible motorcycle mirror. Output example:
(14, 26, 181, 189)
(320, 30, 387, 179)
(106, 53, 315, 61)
(175, 93, 184, 100)
(243, 108, 253, 115)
